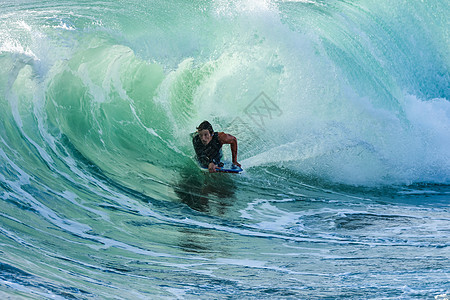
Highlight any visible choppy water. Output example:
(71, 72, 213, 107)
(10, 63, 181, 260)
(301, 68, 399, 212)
(0, 0, 449, 298)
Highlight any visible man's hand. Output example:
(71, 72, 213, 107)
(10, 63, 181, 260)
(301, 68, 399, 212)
(208, 162, 217, 173)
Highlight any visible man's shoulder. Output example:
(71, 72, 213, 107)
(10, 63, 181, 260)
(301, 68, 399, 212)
(192, 133, 200, 144)
(218, 132, 236, 143)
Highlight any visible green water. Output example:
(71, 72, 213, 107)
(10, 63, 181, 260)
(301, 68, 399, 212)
(0, 0, 449, 298)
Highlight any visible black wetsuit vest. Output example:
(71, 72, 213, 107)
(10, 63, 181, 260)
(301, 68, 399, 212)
(192, 132, 223, 167)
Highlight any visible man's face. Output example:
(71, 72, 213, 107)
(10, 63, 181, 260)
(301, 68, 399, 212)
(198, 129, 212, 145)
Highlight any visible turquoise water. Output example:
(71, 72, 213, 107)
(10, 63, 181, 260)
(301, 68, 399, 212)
(1, 0, 449, 298)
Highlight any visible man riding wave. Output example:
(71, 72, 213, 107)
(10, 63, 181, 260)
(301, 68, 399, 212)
(192, 121, 241, 173)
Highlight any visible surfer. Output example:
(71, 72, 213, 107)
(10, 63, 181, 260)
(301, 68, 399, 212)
(192, 121, 241, 173)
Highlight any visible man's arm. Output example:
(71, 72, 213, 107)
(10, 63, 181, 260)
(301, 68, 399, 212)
(218, 132, 241, 167)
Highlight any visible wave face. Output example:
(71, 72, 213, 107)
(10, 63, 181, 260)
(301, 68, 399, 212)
(0, 0, 449, 298)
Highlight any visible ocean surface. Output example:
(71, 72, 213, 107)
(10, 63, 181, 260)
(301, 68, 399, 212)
(1, 0, 449, 298)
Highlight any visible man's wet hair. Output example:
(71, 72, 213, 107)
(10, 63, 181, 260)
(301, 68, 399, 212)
(197, 121, 214, 134)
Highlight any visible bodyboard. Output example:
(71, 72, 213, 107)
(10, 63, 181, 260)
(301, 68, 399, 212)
(199, 161, 243, 174)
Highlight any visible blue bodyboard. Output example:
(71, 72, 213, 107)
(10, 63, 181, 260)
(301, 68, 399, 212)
(199, 162, 243, 174)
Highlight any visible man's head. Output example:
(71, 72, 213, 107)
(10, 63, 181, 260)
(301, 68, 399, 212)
(197, 121, 214, 145)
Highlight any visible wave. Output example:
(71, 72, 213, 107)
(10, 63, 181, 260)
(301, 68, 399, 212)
(0, 0, 449, 188)
(1, 1, 449, 298)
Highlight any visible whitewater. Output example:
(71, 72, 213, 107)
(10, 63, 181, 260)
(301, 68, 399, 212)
(0, 0, 449, 298)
